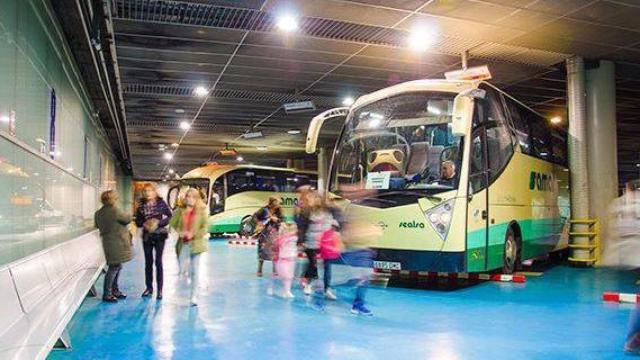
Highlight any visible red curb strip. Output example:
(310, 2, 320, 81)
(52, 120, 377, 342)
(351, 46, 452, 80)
(387, 270, 526, 283)
(603, 292, 640, 303)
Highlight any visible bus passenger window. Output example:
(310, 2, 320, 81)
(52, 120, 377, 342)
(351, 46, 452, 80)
(506, 100, 532, 155)
(529, 116, 552, 160)
(210, 179, 224, 215)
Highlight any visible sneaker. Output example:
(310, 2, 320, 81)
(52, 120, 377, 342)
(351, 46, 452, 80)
(282, 290, 295, 299)
(303, 284, 312, 295)
(351, 303, 373, 316)
(256, 271, 263, 277)
(266, 287, 274, 296)
(625, 333, 640, 353)
(190, 297, 198, 307)
(102, 295, 118, 303)
(156, 291, 163, 300)
(325, 288, 337, 301)
(141, 289, 153, 297)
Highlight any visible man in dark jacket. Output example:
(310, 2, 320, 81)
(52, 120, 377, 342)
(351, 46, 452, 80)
(95, 190, 133, 302)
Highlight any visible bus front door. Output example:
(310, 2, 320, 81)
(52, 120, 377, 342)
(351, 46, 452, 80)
(466, 129, 490, 272)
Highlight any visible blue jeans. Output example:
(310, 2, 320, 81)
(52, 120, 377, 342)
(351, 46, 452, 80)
(341, 249, 374, 305)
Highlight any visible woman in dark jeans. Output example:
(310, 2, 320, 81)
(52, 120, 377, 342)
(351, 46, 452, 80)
(135, 183, 172, 300)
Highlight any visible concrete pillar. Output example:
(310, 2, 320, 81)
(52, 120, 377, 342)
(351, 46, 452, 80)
(566, 57, 591, 260)
(317, 148, 328, 194)
(586, 60, 618, 248)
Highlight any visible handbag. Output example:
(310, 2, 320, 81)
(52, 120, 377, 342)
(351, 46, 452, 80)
(319, 229, 343, 260)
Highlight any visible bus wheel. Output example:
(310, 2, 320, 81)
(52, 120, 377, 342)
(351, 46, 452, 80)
(503, 227, 520, 274)
(239, 215, 253, 237)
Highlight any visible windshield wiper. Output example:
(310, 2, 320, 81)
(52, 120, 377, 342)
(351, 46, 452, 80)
(377, 191, 443, 203)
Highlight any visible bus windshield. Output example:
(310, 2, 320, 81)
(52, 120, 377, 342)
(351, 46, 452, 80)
(331, 92, 463, 196)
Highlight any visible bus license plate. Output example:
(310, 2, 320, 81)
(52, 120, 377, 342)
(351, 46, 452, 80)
(373, 261, 401, 270)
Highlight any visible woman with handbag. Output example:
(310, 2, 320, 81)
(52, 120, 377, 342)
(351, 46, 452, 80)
(170, 188, 209, 306)
(135, 183, 172, 300)
(253, 196, 283, 277)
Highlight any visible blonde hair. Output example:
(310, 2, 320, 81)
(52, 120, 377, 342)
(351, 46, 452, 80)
(101, 190, 118, 206)
(182, 188, 205, 209)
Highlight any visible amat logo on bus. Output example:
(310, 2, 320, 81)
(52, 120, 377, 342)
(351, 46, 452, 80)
(280, 197, 298, 207)
(529, 171, 556, 192)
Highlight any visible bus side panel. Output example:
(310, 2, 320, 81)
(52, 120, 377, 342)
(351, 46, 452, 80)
(208, 191, 298, 233)
(484, 153, 568, 271)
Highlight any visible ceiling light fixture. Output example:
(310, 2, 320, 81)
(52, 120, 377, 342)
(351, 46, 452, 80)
(175, 109, 185, 114)
(163, 152, 173, 160)
(550, 116, 562, 125)
(236, 156, 244, 162)
(193, 86, 209, 97)
(287, 129, 301, 135)
(408, 26, 436, 52)
(256, 146, 268, 151)
(342, 97, 355, 106)
(180, 121, 191, 130)
(171, 143, 179, 147)
(0, 115, 9, 123)
(168, 168, 175, 174)
(276, 14, 298, 32)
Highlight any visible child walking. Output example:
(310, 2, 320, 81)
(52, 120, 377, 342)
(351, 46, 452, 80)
(273, 223, 298, 298)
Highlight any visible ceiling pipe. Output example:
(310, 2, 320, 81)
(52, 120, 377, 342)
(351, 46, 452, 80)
(73, 0, 130, 163)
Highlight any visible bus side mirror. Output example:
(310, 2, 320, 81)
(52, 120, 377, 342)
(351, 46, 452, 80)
(451, 89, 485, 136)
(451, 95, 473, 136)
(306, 107, 350, 154)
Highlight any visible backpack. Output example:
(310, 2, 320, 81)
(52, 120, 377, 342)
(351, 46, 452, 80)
(319, 229, 343, 260)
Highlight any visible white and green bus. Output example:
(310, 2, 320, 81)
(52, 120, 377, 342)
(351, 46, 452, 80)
(167, 164, 317, 235)
(307, 71, 570, 273)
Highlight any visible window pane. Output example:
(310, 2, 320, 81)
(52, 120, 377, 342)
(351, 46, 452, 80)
(529, 115, 552, 160)
(507, 100, 532, 154)
(469, 133, 487, 194)
(550, 128, 568, 166)
(227, 170, 256, 196)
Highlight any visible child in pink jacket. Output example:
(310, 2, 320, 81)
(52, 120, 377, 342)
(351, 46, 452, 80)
(273, 223, 298, 298)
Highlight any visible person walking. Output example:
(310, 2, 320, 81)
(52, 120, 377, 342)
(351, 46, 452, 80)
(94, 190, 133, 303)
(253, 196, 283, 277)
(135, 183, 172, 300)
(171, 188, 209, 306)
(301, 192, 337, 296)
(273, 222, 298, 298)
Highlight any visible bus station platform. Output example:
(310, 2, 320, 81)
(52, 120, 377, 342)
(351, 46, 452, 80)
(48, 240, 633, 360)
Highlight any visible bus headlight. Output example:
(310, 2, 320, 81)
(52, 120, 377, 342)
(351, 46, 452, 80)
(424, 199, 454, 240)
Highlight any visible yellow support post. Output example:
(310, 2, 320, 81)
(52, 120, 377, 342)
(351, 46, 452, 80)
(567, 219, 600, 266)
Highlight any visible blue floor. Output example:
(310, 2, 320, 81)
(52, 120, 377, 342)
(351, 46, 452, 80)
(49, 240, 637, 360)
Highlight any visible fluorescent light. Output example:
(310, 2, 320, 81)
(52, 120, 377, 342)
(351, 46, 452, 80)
(193, 86, 209, 97)
(408, 26, 436, 52)
(0, 115, 9, 123)
(256, 146, 268, 151)
(180, 121, 191, 130)
(236, 156, 244, 162)
(163, 152, 173, 160)
(171, 143, 179, 147)
(342, 97, 355, 106)
(287, 129, 301, 135)
(168, 168, 175, 174)
(175, 109, 185, 114)
(550, 116, 562, 124)
(276, 14, 298, 32)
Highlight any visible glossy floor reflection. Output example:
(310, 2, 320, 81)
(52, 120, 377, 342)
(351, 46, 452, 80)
(49, 240, 636, 360)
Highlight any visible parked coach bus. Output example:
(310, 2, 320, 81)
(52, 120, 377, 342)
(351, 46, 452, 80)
(167, 164, 317, 236)
(306, 69, 570, 274)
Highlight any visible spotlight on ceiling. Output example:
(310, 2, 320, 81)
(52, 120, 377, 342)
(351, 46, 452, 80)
(342, 97, 355, 106)
(408, 26, 436, 52)
(163, 152, 173, 160)
(236, 155, 244, 162)
(550, 116, 562, 125)
(0, 115, 10, 123)
(276, 14, 298, 32)
(171, 143, 179, 148)
(180, 121, 191, 130)
(287, 129, 301, 135)
(168, 168, 175, 174)
(193, 86, 209, 97)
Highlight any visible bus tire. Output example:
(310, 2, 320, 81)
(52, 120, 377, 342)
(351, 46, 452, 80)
(503, 227, 520, 274)
(239, 215, 253, 236)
